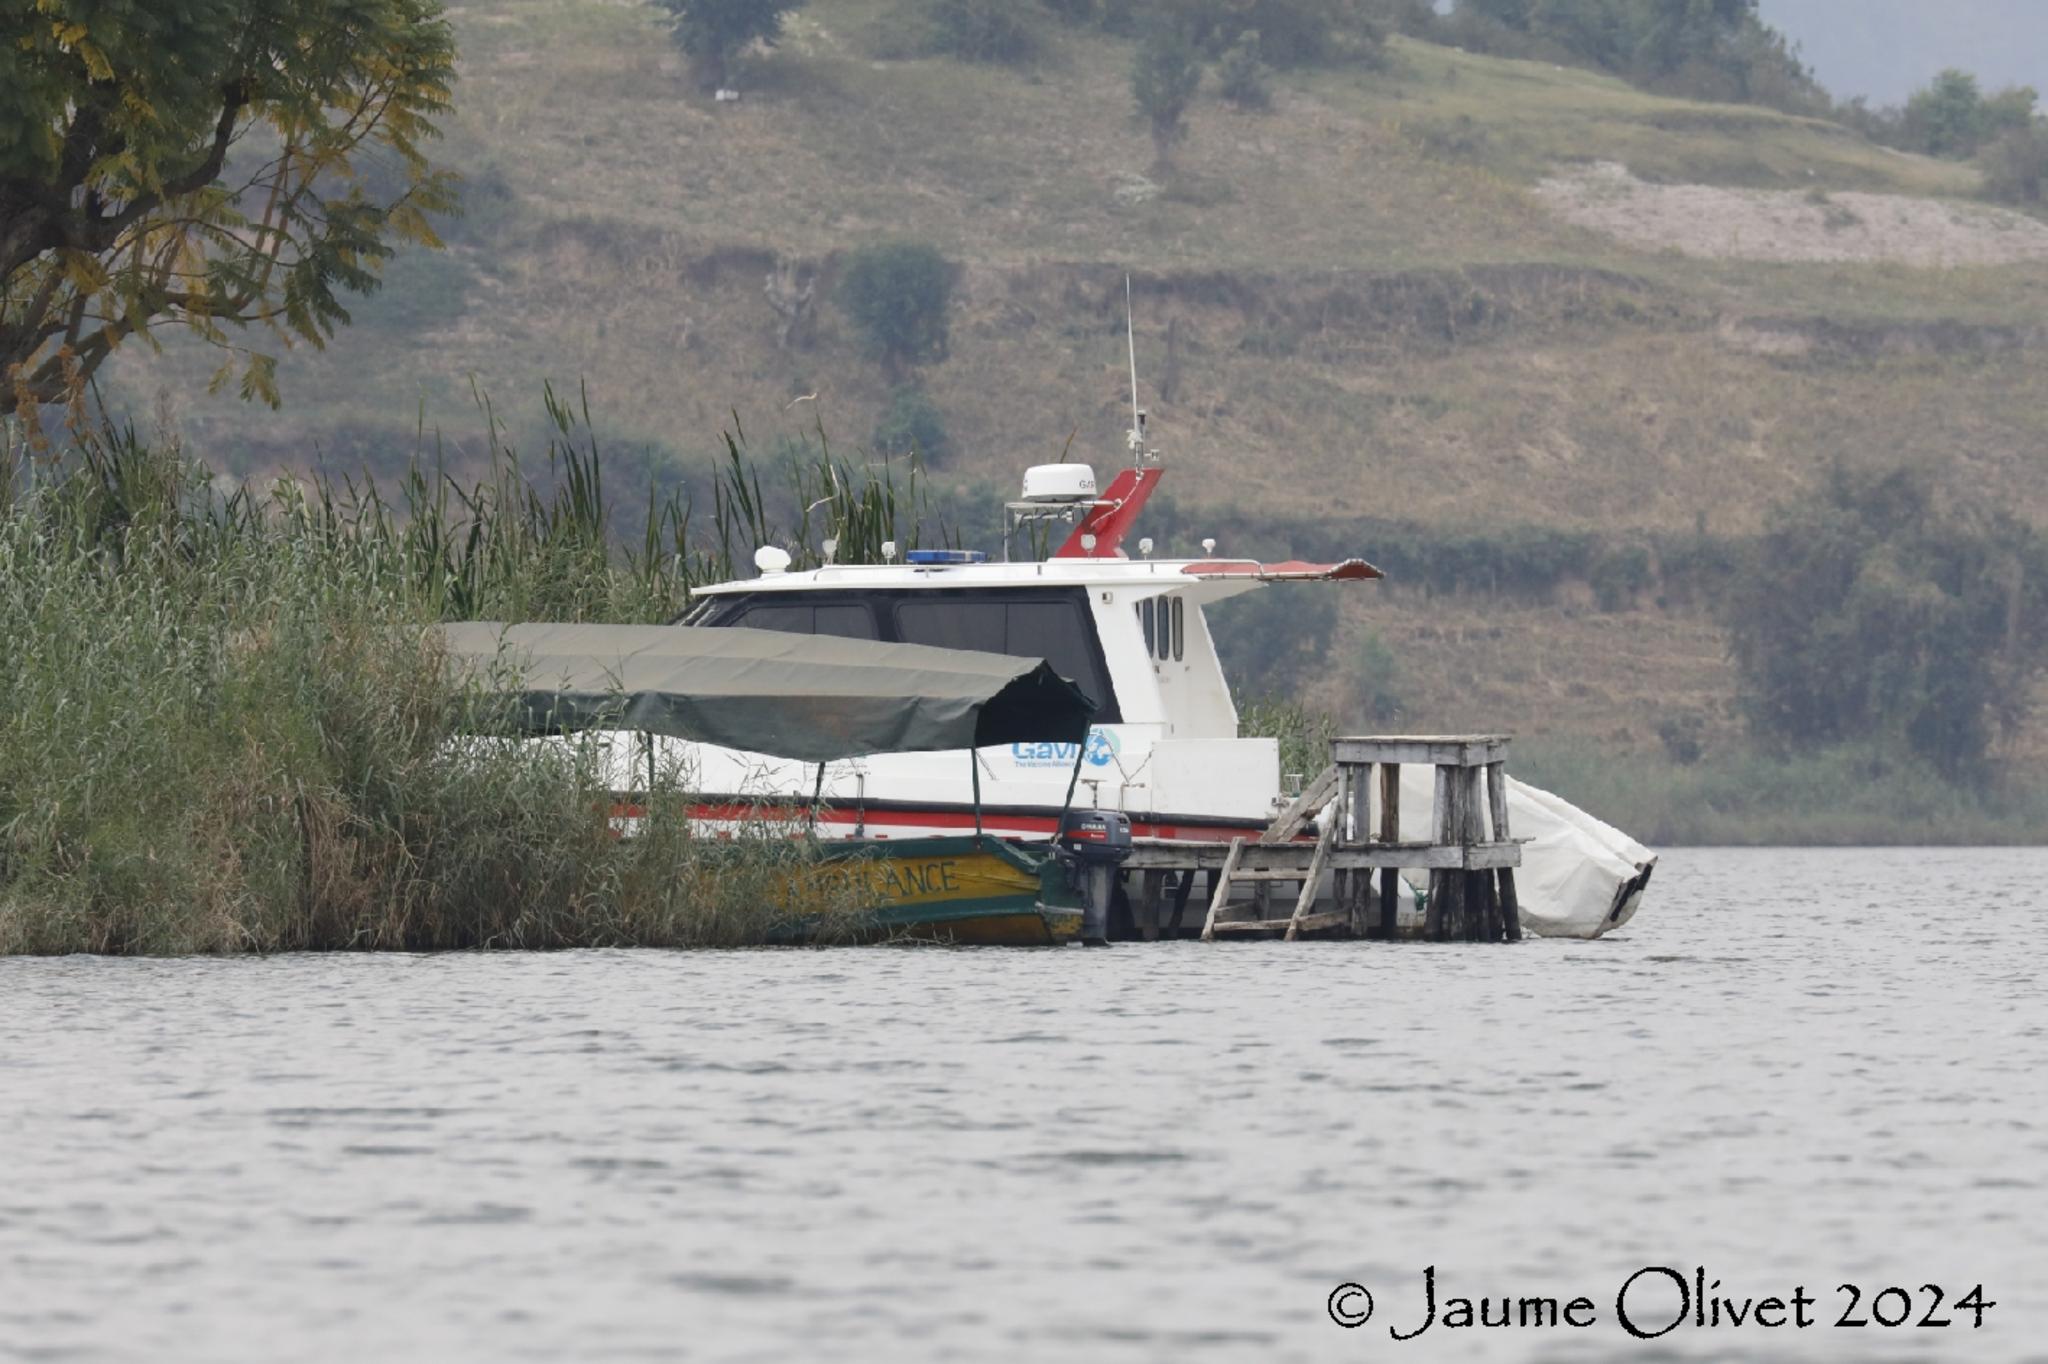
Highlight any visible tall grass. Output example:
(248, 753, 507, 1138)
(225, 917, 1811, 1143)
(0, 395, 949, 955)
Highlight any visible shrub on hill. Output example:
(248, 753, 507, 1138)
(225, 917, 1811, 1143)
(1981, 122, 2048, 205)
(876, 0, 1043, 64)
(1217, 31, 1274, 110)
(1437, 0, 1824, 115)
(836, 243, 953, 378)
(1721, 467, 2048, 780)
(1132, 23, 1203, 171)
(871, 387, 953, 463)
(652, 0, 805, 92)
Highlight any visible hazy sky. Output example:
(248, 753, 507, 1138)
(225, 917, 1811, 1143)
(1757, 0, 2046, 104)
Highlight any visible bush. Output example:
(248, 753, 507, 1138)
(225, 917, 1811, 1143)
(877, 0, 1041, 63)
(653, 0, 806, 92)
(1350, 629, 1406, 725)
(1721, 466, 2048, 778)
(1216, 30, 1273, 110)
(836, 242, 953, 378)
(1132, 22, 1202, 171)
(1589, 542, 1652, 612)
(1981, 121, 2048, 205)
(871, 387, 952, 463)
(922, 0, 1040, 62)
(0, 418, 883, 954)
(1168, 0, 1385, 66)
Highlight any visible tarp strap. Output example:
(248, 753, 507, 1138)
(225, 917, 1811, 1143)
(1053, 737, 1087, 841)
(970, 751, 984, 841)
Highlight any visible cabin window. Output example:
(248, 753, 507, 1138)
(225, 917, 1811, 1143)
(1138, 599, 1156, 653)
(723, 601, 877, 640)
(1171, 597, 1184, 662)
(894, 593, 1118, 721)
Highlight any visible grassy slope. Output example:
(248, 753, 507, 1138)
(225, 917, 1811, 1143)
(105, 1, 2048, 799)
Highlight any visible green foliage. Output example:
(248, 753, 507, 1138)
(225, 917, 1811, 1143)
(1851, 70, 2039, 161)
(1441, 0, 1821, 113)
(1980, 121, 2048, 205)
(1514, 736, 2048, 846)
(0, 0, 457, 415)
(1131, 23, 1203, 170)
(922, 0, 1041, 62)
(1163, 0, 1386, 67)
(0, 403, 952, 954)
(1205, 584, 1335, 695)
(1234, 695, 1338, 785)
(1905, 70, 1996, 158)
(1217, 31, 1274, 110)
(651, 0, 804, 89)
(835, 242, 953, 378)
(1721, 467, 2048, 779)
(1349, 629, 1406, 725)
(870, 386, 952, 463)
(1589, 542, 1652, 611)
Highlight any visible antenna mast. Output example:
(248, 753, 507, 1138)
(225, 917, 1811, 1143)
(1125, 274, 1150, 463)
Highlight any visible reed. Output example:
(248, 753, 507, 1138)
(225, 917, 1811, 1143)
(0, 395, 946, 955)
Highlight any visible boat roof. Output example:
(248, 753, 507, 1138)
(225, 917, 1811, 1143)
(441, 622, 1096, 762)
(691, 556, 1382, 597)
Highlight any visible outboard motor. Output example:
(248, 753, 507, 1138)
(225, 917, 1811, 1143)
(1058, 810, 1133, 945)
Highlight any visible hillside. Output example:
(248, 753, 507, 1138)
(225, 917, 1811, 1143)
(103, 0, 2048, 805)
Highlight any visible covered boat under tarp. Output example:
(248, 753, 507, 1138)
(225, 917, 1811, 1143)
(439, 622, 1095, 761)
(439, 622, 1101, 946)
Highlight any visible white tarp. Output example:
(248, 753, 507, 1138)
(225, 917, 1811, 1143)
(1388, 768, 1656, 940)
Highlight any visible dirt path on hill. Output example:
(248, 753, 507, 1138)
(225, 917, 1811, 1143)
(1535, 161, 2048, 267)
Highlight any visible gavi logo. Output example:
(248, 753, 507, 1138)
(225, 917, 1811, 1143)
(1010, 728, 1121, 769)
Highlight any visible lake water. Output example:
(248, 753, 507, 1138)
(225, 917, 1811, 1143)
(3, 848, 2044, 1363)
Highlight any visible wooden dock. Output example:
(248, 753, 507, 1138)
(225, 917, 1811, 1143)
(1122, 735, 1524, 943)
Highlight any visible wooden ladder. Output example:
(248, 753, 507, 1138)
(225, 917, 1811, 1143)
(1199, 798, 1342, 942)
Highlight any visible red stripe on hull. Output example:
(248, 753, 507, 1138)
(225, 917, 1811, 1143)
(613, 801, 1284, 844)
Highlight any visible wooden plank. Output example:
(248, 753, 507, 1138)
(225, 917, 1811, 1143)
(1125, 840, 1522, 873)
(1497, 868, 1522, 942)
(1284, 820, 1337, 941)
(1378, 761, 1401, 939)
(1332, 736, 1511, 768)
(1485, 761, 1512, 843)
(1136, 869, 1164, 942)
(1460, 767, 1485, 942)
(1378, 762, 1401, 844)
(1165, 867, 1196, 934)
(1261, 766, 1339, 845)
(1199, 837, 1245, 943)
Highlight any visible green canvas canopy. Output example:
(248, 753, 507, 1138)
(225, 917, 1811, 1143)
(440, 622, 1097, 763)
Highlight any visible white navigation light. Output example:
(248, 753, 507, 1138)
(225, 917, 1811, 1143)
(881, 540, 898, 563)
(1138, 537, 1154, 558)
(754, 545, 792, 576)
(821, 537, 838, 565)
(1080, 533, 1098, 553)
(1021, 463, 1098, 504)
(1201, 537, 1216, 557)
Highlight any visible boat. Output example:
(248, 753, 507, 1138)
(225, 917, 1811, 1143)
(637, 425, 1655, 940)
(440, 621, 1110, 945)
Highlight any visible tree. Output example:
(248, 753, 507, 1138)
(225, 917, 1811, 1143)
(871, 385, 951, 463)
(1131, 25, 1202, 174)
(1216, 30, 1273, 110)
(1901, 69, 1988, 158)
(836, 243, 952, 380)
(652, 0, 804, 93)
(1981, 120, 2048, 204)
(0, 0, 456, 418)
(1721, 467, 2048, 778)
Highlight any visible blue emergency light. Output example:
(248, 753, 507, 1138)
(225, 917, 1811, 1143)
(905, 549, 987, 565)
